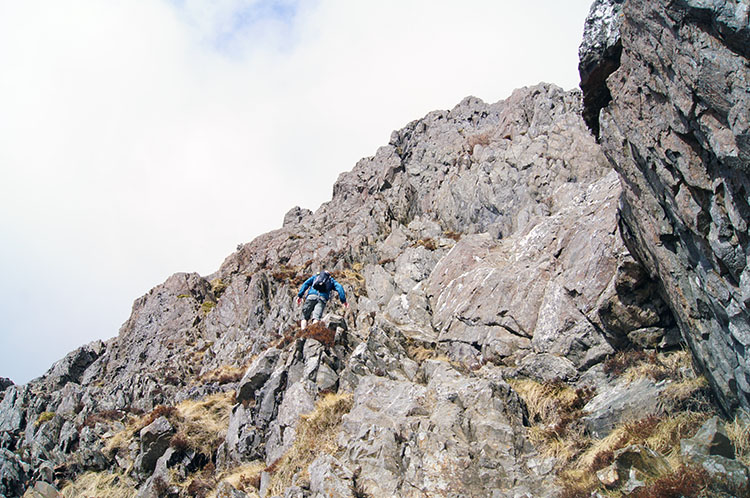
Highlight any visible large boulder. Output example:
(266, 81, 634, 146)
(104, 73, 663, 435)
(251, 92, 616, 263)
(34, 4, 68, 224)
(0, 448, 29, 498)
(580, 0, 750, 414)
(44, 341, 104, 388)
(335, 360, 554, 497)
(427, 171, 649, 368)
(135, 416, 175, 476)
(681, 416, 750, 491)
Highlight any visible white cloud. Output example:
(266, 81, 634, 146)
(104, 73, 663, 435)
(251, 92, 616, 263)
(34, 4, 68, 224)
(0, 0, 594, 384)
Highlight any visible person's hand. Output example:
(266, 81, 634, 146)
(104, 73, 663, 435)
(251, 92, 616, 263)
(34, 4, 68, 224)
(296, 297, 302, 305)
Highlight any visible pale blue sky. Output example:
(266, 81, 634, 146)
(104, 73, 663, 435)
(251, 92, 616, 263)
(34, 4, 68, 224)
(0, 0, 596, 384)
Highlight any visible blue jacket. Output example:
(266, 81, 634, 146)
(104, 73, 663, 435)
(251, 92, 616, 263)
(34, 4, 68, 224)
(298, 273, 346, 303)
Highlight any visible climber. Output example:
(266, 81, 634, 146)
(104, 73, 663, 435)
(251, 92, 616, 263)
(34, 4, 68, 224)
(296, 270, 347, 329)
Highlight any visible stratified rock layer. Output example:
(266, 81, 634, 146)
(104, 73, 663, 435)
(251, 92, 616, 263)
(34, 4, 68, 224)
(580, 0, 750, 413)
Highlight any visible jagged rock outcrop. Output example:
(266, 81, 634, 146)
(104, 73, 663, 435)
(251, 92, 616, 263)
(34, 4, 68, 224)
(580, 0, 750, 414)
(578, 0, 625, 137)
(2, 29, 735, 493)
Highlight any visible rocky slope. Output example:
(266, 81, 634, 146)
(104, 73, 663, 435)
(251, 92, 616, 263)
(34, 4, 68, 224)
(2, 1, 750, 497)
(580, 0, 750, 415)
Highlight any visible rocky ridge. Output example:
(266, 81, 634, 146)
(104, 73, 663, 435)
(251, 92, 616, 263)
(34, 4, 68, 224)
(1, 0, 749, 496)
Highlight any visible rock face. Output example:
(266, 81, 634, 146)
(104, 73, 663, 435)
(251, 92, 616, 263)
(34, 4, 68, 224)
(3, 4, 748, 492)
(2, 82, 659, 497)
(580, 0, 750, 413)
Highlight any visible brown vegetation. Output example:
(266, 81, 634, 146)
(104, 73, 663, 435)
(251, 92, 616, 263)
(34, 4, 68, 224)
(276, 321, 337, 349)
(466, 132, 491, 153)
(265, 392, 354, 495)
(271, 264, 309, 287)
(332, 262, 367, 298)
(78, 409, 129, 431)
(630, 465, 710, 498)
(509, 351, 735, 498)
(199, 363, 250, 385)
(412, 238, 438, 251)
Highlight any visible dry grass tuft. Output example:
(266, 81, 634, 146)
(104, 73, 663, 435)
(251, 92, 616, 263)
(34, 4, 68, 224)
(209, 462, 265, 498)
(265, 392, 354, 496)
(210, 278, 228, 298)
(199, 363, 250, 385)
(187, 476, 214, 498)
(510, 379, 594, 425)
(575, 411, 711, 473)
(302, 322, 337, 348)
(604, 350, 653, 377)
(509, 379, 594, 464)
(727, 410, 750, 468)
(606, 349, 694, 384)
(557, 471, 600, 498)
(172, 392, 233, 454)
(35, 411, 56, 427)
(60, 470, 137, 498)
(540, 350, 728, 496)
(201, 300, 217, 314)
(332, 263, 366, 297)
(79, 409, 129, 431)
(106, 392, 233, 466)
(406, 344, 452, 365)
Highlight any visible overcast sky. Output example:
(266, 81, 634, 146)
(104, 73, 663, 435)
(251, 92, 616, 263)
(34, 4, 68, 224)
(0, 0, 594, 384)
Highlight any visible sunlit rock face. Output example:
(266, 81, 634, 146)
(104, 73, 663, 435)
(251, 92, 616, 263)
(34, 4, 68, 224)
(580, 0, 750, 413)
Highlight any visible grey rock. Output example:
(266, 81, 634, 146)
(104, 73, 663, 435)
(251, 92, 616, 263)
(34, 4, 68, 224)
(597, 445, 671, 491)
(364, 264, 397, 308)
(680, 416, 736, 461)
(28, 414, 63, 462)
(578, 0, 625, 136)
(336, 365, 547, 497)
(428, 172, 628, 369)
(221, 402, 262, 468)
(698, 454, 750, 492)
(135, 416, 174, 475)
(681, 417, 750, 490)
(74, 426, 108, 471)
(283, 206, 312, 228)
(237, 348, 281, 403)
(626, 327, 666, 349)
(582, 0, 750, 413)
(515, 353, 579, 383)
(308, 454, 354, 498)
(53, 384, 83, 416)
(215, 481, 251, 498)
(282, 486, 306, 498)
(276, 381, 315, 429)
(339, 326, 418, 392)
(44, 341, 104, 388)
(0, 448, 29, 498)
(583, 377, 672, 438)
(31, 461, 54, 484)
(22, 481, 62, 498)
(383, 285, 436, 342)
(0, 386, 27, 434)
